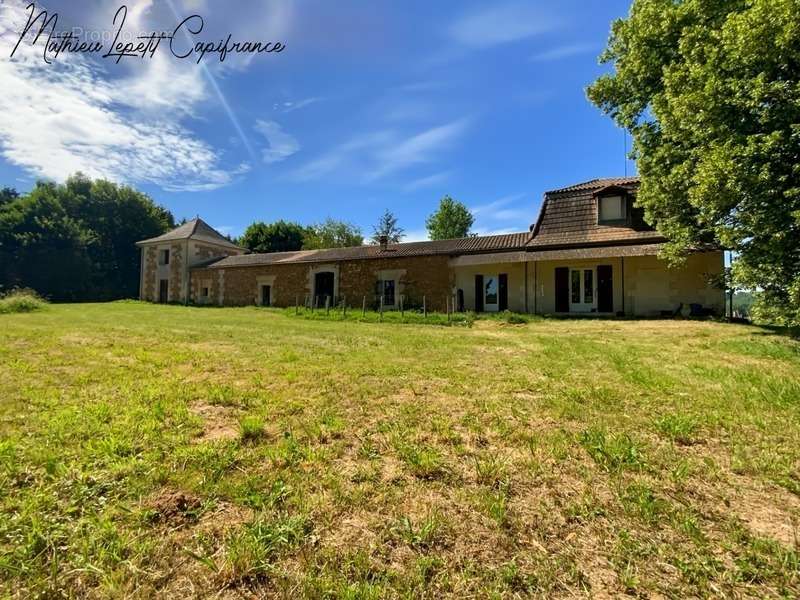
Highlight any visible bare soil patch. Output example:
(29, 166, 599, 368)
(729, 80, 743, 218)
(190, 402, 240, 442)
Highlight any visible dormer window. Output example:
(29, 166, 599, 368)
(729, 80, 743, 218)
(598, 194, 626, 224)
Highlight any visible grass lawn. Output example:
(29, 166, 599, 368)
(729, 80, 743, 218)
(1, 303, 799, 598)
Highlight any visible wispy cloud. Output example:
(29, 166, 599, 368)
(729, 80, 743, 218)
(255, 120, 300, 164)
(449, 3, 561, 49)
(530, 43, 598, 62)
(471, 193, 526, 215)
(288, 120, 469, 184)
(365, 119, 469, 182)
(279, 97, 323, 113)
(471, 193, 531, 228)
(0, 2, 248, 191)
(402, 171, 452, 193)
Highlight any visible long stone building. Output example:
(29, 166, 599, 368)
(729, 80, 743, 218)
(137, 178, 725, 316)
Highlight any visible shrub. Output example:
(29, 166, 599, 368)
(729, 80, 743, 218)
(0, 288, 48, 314)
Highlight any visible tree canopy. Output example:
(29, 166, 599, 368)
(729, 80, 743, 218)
(303, 218, 363, 249)
(371, 209, 405, 244)
(588, 0, 800, 326)
(0, 174, 174, 301)
(425, 195, 474, 240)
(240, 220, 308, 254)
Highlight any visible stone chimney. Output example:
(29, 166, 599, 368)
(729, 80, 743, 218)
(379, 235, 388, 251)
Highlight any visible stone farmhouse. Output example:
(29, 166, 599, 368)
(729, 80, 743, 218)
(137, 178, 725, 316)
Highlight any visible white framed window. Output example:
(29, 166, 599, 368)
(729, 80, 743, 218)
(484, 276, 498, 306)
(201, 286, 209, 298)
(159, 249, 170, 265)
(598, 195, 626, 223)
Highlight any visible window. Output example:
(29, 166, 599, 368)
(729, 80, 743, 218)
(201, 287, 209, 298)
(484, 276, 498, 305)
(160, 249, 170, 265)
(382, 279, 395, 306)
(583, 270, 594, 304)
(598, 195, 626, 223)
(571, 270, 581, 304)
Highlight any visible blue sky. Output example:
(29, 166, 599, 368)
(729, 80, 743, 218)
(0, 0, 636, 241)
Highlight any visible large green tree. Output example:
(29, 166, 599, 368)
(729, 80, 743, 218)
(425, 195, 474, 240)
(588, 0, 800, 326)
(0, 175, 174, 301)
(303, 218, 363, 249)
(240, 220, 308, 253)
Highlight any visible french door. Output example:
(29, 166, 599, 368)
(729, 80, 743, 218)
(569, 268, 595, 313)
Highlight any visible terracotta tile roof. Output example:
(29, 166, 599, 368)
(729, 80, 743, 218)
(136, 218, 244, 251)
(199, 232, 531, 269)
(544, 177, 641, 195)
(528, 177, 666, 250)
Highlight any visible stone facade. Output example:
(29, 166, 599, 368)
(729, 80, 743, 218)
(142, 246, 158, 301)
(189, 255, 454, 311)
(168, 243, 184, 302)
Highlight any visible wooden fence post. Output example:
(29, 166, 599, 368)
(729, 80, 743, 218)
(295, 295, 299, 315)
(380, 295, 384, 321)
(446, 296, 450, 322)
(325, 295, 330, 315)
(423, 295, 427, 318)
(343, 295, 347, 318)
(400, 295, 404, 317)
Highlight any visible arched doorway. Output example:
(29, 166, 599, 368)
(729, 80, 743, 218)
(314, 271, 335, 307)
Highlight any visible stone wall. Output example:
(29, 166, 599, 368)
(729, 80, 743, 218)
(168, 243, 184, 302)
(142, 246, 158, 301)
(188, 255, 454, 311)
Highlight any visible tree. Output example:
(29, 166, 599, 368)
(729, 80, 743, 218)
(303, 218, 363, 249)
(425, 195, 474, 240)
(587, 0, 800, 326)
(240, 220, 308, 253)
(0, 174, 173, 300)
(371, 209, 404, 244)
(0, 187, 18, 207)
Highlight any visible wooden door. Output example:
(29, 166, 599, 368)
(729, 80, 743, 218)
(597, 265, 613, 313)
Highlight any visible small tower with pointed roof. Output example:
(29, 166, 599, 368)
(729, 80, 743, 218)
(136, 218, 245, 304)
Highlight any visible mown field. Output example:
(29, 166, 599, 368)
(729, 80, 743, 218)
(1, 303, 799, 598)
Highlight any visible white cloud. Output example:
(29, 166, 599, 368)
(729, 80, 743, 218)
(254, 120, 300, 164)
(531, 43, 597, 62)
(280, 97, 322, 113)
(471, 193, 531, 229)
(449, 3, 560, 49)
(288, 122, 466, 184)
(365, 119, 469, 182)
(0, 1, 244, 191)
(402, 171, 452, 193)
(471, 193, 526, 216)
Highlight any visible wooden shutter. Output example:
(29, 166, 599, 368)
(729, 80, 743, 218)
(498, 274, 508, 311)
(555, 267, 569, 313)
(474, 275, 484, 312)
